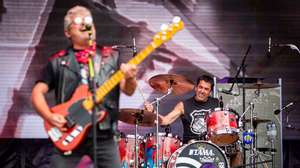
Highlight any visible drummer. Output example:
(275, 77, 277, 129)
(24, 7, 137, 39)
(145, 74, 242, 167)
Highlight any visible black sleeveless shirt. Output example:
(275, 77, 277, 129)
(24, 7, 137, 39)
(181, 96, 219, 144)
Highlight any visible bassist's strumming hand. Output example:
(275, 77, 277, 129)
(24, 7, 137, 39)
(47, 113, 67, 132)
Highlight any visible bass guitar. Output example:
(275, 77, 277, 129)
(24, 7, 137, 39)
(44, 17, 184, 152)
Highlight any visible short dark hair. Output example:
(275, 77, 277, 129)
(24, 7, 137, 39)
(196, 75, 214, 90)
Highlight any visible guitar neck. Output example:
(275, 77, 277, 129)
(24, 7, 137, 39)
(82, 17, 184, 110)
(83, 43, 156, 110)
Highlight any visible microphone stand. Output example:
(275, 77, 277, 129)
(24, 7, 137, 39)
(230, 45, 252, 165)
(86, 30, 98, 167)
(131, 35, 140, 168)
(225, 45, 251, 94)
(238, 44, 251, 164)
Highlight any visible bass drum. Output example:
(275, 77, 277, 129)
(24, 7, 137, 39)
(167, 141, 229, 168)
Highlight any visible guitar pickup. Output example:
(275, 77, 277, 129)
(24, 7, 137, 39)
(65, 116, 76, 128)
(48, 128, 62, 142)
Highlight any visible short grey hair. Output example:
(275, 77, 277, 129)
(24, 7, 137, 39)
(64, 5, 92, 31)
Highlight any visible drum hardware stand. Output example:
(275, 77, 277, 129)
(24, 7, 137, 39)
(233, 159, 272, 168)
(133, 111, 143, 168)
(248, 102, 270, 168)
(150, 87, 173, 168)
(239, 102, 259, 168)
(266, 122, 277, 168)
(248, 102, 256, 168)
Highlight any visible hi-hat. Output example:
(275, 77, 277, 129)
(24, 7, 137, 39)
(118, 108, 156, 127)
(148, 74, 194, 95)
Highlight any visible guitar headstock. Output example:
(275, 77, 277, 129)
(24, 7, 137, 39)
(152, 16, 184, 48)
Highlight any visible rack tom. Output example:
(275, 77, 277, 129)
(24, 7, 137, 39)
(207, 108, 239, 145)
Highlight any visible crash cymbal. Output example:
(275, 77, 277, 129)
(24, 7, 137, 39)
(242, 117, 271, 124)
(119, 108, 155, 127)
(149, 74, 194, 95)
(240, 80, 279, 89)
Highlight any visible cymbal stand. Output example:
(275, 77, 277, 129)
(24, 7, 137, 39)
(239, 102, 256, 168)
(254, 151, 271, 168)
(151, 87, 173, 168)
(241, 102, 272, 168)
(249, 102, 257, 168)
(133, 112, 143, 168)
(248, 102, 269, 168)
(230, 45, 251, 165)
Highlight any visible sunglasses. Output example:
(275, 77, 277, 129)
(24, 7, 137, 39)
(68, 16, 93, 29)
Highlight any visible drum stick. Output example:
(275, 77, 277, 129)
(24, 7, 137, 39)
(136, 82, 146, 102)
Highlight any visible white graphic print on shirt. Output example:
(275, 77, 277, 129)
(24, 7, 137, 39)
(190, 109, 209, 135)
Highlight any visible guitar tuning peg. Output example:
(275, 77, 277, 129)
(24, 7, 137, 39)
(172, 16, 181, 24)
(160, 23, 168, 31)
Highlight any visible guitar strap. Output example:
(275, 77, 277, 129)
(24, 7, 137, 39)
(93, 49, 111, 130)
(89, 48, 120, 131)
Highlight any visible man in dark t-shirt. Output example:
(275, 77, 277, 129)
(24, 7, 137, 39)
(145, 75, 218, 143)
(145, 75, 242, 167)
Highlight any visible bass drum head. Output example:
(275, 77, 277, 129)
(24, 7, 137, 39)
(167, 141, 229, 168)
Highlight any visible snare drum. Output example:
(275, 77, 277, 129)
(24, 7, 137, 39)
(119, 134, 145, 168)
(167, 141, 229, 168)
(207, 108, 239, 145)
(145, 132, 182, 168)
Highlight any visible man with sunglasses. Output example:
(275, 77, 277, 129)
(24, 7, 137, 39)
(31, 5, 137, 168)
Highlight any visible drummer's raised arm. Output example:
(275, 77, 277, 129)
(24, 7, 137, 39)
(144, 101, 184, 126)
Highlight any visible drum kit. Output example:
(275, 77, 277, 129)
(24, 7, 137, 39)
(118, 74, 278, 168)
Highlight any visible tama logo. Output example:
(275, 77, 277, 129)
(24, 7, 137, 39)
(188, 148, 215, 156)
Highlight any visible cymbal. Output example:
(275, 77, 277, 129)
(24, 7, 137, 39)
(240, 81, 279, 89)
(118, 108, 155, 127)
(149, 74, 194, 95)
(242, 117, 271, 124)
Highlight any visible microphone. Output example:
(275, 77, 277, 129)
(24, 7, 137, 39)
(84, 24, 92, 31)
(274, 102, 294, 115)
(218, 88, 239, 96)
(167, 88, 173, 94)
(133, 36, 137, 56)
(164, 124, 171, 134)
(219, 96, 224, 109)
(273, 44, 300, 54)
(81, 16, 93, 32)
(266, 36, 272, 58)
(111, 45, 134, 49)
